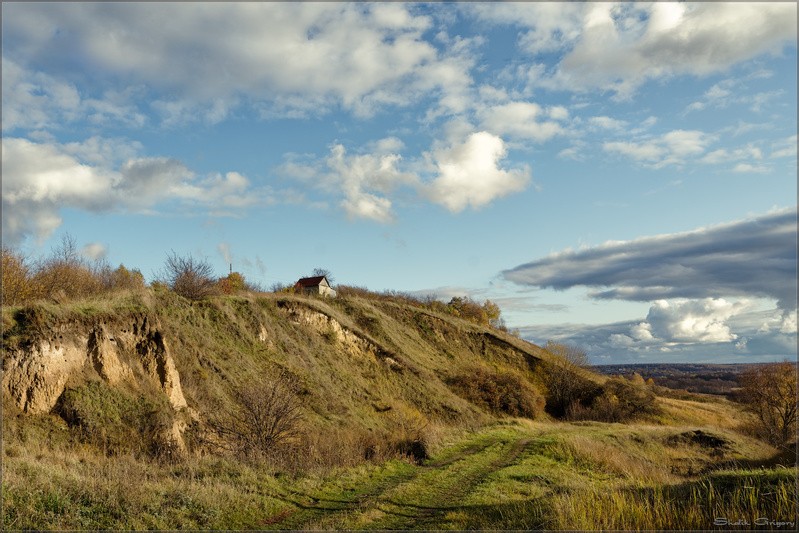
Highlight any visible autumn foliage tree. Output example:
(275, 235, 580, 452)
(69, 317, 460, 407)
(217, 272, 246, 294)
(737, 362, 797, 448)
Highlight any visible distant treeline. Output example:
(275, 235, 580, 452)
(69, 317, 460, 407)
(594, 362, 796, 397)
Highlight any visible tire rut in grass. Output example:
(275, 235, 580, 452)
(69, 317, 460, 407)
(361, 434, 533, 530)
(262, 432, 533, 530)
(261, 463, 419, 530)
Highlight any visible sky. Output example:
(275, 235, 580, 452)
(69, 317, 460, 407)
(2, 2, 797, 364)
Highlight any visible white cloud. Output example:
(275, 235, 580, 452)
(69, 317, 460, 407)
(3, 3, 475, 122)
(771, 135, 798, 159)
(425, 132, 531, 212)
(282, 132, 533, 219)
(603, 129, 710, 167)
(283, 140, 418, 223)
(588, 116, 627, 130)
(2, 57, 147, 131)
(700, 144, 762, 165)
(1, 137, 271, 244)
(81, 242, 108, 261)
(466, 2, 585, 55)
(732, 163, 769, 174)
(472, 2, 797, 98)
(644, 298, 744, 343)
(478, 101, 566, 142)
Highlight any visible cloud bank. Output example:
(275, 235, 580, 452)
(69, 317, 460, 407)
(504, 208, 798, 311)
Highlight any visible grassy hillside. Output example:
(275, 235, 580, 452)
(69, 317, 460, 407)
(2, 288, 795, 530)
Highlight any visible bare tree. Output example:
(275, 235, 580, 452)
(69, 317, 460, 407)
(211, 372, 304, 459)
(158, 251, 216, 300)
(312, 267, 334, 285)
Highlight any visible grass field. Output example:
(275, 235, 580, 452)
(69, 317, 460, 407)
(2, 290, 796, 530)
(4, 415, 795, 530)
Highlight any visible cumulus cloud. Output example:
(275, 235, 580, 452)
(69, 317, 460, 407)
(603, 129, 711, 168)
(519, 300, 795, 363)
(281, 132, 532, 220)
(478, 101, 567, 142)
(1, 137, 271, 244)
(470, 2, 796, 99)
(3, 2, 473, 121)
(281, 140, 418, 223)
(425, 132, 531, 212)
(644, 298, 744, 343)
(503, 207, 798, 311)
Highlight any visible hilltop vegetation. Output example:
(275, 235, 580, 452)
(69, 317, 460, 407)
(1, 245, 796, 530)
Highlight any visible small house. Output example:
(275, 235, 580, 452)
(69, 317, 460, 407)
(294, 275, 337, 298)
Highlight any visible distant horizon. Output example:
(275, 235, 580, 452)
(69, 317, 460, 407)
(2, 2, 796, 365)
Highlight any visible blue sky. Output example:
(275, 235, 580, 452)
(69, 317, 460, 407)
(2, 2, 796, 364)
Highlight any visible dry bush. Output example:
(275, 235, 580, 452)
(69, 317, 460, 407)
(543, 341, 598, 418)
(106, 264, 146, 292)
(216, 272, 246, 295)
(736, 361, 797, 447)
(29, 235, 107, 302)
(1, 246, 33, 305)
(2, 237, 143, 305)
(210, 373, 303, 460)
(568, 377, 659, 423)
(157, 251, 217, 301)
(448, 366, 545, 419)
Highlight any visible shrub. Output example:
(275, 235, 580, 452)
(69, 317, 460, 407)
(157, 251, 217, 301)
(29, 235, 106, 302)
(448, 366, 545, 419)
(1, 246, 33, 305)
(217, 272, 246, 295)
(210, 372, 303, 460)
(568, 377, 659, 423)
(543, 341, 597, 418)
(107, 264, 146, 292)
(736, 361, 797, 447)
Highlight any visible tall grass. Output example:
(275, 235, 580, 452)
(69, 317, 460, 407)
(549, 468, 796, 530)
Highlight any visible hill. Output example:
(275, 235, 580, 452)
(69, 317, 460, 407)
(2, 288, 795, 529)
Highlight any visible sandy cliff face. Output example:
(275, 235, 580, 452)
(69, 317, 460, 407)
(2, 314, 191, 450)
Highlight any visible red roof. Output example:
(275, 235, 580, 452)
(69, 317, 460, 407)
(295, 275, 327, 288)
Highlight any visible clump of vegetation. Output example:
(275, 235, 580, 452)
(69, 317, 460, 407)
(569, 377, 659, 423)
(735, 361, 797, 448)
(542, 341, 599, 418)
(55, 381, 176, 459)
(2, 236, 145, 306)
(156, 251, 217, 301)
(447, 366, 545, 419)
